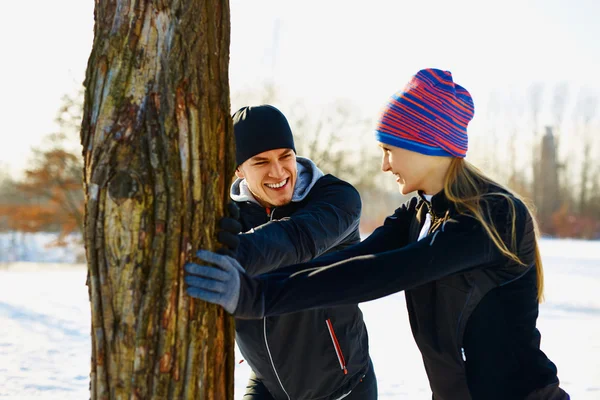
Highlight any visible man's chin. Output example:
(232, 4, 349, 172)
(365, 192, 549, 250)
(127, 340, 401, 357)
(269, 195, 293, 207)
(275, 199, 293, 207)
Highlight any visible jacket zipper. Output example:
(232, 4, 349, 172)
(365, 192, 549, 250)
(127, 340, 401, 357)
(264, 318, 291, 399)
(427, 204, 438, 235)
(429, 198, 467, 365)
(326, 318, 348, 375)
(263, 208, 291, 399)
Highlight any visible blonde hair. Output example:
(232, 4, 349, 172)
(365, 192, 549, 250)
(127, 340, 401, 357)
(443, 158, 544, 302)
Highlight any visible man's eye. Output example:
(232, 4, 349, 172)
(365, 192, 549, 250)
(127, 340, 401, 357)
(254, 162, 266, 166)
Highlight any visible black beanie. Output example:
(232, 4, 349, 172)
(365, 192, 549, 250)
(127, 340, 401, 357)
(233, 105, 296, 166)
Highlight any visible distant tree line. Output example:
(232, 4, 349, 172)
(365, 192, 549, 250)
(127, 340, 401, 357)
(468, 83, 600, 239)
(1, 82, 599, 249)
(0, 91, 84, 247)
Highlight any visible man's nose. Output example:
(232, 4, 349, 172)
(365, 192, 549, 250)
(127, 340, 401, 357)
(269, 161, 285, 177)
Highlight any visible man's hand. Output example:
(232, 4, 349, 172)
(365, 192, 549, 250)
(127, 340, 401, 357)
(216, 202, 242, 258)
(184, 250, 244, 314)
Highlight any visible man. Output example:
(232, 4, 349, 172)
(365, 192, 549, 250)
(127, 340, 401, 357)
(186, 105, 376, 399)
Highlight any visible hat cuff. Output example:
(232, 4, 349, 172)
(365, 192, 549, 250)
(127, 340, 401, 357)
(375, 131, 454, 157)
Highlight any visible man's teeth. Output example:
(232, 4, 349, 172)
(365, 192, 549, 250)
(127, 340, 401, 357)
(266, 179, 287, 189)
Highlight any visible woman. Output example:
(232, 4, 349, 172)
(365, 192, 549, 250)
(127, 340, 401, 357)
(185, 68, 569, 400)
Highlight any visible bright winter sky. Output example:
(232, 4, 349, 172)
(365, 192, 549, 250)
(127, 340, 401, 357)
(1, 0, 599, 177)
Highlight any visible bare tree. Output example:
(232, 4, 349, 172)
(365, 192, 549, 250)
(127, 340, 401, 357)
(575, 90, 599, 214)
(0, 165, 19, 237)
(17, 91, 85, 240)
(508, 90, 524, 184)
(528, 82, 545, 209)
(290, 100, 381, 193)
(551, 82, 569, 130)
(549, 82, 570, 210)
(0, 165, 20, 207)
(80, 1, 235, 399)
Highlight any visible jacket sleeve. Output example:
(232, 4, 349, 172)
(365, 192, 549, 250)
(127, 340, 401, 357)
(235, 197, 534, 319)
(257, 196, 418, 270)
(236, 177, 363, 276)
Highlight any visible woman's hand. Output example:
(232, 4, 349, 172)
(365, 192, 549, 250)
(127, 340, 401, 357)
(184, 250, 244, 314)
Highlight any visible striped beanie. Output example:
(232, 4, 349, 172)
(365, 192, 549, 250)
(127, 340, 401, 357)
(375, 68, 474, 158)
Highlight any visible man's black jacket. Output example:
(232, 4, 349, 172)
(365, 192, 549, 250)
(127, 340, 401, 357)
(232, 157, 371, 400)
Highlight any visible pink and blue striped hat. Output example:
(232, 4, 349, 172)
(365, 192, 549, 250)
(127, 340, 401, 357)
(375, 68, 474, 158)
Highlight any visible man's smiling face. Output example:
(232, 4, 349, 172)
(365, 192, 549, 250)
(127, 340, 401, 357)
(235, 148, 297, 208)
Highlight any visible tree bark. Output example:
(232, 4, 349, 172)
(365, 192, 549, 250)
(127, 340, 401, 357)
(80, 1, 235, 399)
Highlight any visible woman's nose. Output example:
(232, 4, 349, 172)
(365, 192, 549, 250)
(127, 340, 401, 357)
(381, 156, 390, 172)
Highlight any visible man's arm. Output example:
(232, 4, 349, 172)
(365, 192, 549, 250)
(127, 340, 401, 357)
(236, 176, 362, 276)
(186, 197, 419, 313)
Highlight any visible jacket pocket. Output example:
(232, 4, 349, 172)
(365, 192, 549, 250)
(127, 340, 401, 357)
(326, 318, 348, 375)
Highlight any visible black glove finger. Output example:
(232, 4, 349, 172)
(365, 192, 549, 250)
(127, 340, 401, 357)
(227, 202, 240, 220)
(216, 247, 236, 258)
(219, 217, 242, 234)
(217, 230, 240, 250)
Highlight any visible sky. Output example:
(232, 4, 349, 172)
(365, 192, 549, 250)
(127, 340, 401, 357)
(1, 0, 599, 177)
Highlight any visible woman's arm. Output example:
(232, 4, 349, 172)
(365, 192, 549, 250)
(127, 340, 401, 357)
(235, 203, 530, 318)
(187, 196, 532, 319)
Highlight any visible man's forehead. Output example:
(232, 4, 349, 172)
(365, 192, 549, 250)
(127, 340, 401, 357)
(249, 148, 294, 161)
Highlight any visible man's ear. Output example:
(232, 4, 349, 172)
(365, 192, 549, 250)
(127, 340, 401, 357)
(235, 167, 244, 179)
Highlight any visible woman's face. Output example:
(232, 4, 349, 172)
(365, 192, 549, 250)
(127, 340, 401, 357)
(379, 143, 435, 195)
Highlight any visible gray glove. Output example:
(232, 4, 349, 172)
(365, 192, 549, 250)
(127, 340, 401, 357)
(184, 250, 243, 314)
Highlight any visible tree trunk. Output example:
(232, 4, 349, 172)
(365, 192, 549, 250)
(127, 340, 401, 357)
(80, 1, 235, 399)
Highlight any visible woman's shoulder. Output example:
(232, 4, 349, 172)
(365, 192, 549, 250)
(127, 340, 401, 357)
(380, 196, 420, 226)
(480, 184, 532, 222)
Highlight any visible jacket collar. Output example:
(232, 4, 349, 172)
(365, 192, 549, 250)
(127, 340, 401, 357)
(417, 190, 454, 218)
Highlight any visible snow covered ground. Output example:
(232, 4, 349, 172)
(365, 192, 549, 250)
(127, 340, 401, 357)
(1, 238, 599, 399)
(0, 232, 84, 263)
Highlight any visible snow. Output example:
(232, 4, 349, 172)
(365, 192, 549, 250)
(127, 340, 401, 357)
(1, 238, 599, 399)
(0, 233, 84, 264)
